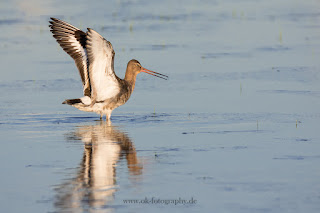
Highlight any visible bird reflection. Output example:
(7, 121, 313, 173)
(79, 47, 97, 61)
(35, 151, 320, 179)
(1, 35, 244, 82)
(55, 121, 143, 212)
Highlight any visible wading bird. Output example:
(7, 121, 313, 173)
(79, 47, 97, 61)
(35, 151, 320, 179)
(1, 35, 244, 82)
(49, 18, 168, 120)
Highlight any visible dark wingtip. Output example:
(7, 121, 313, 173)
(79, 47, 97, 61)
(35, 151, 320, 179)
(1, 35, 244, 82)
(62, 100, 67, 104)
(50, 17, 58, 21)
(49, 17, 58, 28)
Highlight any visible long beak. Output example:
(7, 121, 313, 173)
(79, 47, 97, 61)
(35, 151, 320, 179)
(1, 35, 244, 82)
(141, 67, 168, 80)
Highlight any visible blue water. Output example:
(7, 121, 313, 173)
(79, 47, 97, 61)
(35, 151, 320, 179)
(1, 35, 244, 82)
(1, 0, 320, 212)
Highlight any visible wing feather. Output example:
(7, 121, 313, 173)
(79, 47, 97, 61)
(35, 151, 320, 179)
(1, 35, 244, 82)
(86, 28, 119, 103)
(49, 18, 91, 97)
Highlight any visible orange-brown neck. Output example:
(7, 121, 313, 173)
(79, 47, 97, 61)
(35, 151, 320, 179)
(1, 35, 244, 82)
(124, 69, 138, 91)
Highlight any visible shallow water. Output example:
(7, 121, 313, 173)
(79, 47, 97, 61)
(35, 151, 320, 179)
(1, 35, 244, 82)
(1, 0, 320, 212)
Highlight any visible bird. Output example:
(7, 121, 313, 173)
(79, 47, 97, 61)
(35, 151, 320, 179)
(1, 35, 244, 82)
(49, 17, 168, 121)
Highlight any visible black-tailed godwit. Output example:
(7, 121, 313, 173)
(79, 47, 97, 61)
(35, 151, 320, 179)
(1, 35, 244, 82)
(49, 18, 168, 120)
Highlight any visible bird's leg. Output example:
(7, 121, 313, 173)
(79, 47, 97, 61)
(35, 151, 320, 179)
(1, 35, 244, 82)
(100, 114, 103, 120)
(105, 111, 112, 126)
(106, 113, 111, 121)
(106, 110, 112, 121)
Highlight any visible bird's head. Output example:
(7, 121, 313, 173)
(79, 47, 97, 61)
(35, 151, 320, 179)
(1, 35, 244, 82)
(126, 59, 168, 80)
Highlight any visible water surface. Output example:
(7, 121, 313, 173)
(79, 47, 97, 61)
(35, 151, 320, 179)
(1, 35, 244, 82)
(1, 0, 320, 212)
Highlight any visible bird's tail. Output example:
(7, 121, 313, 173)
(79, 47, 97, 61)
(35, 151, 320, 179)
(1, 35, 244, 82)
(62, 99, 82, 105)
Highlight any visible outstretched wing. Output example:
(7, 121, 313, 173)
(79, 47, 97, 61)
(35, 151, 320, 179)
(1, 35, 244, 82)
(86, 28, 120, 103)
(49, 17, 91, 97)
